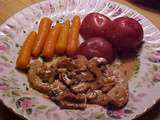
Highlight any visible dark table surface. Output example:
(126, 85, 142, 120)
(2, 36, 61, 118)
(0, 101, 160, 120)
(0, 0, 160, 120)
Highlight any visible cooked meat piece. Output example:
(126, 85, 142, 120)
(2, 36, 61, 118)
(67, 71, 77, 78)
(71, 82, 89, 93)
(49, 91, 87, 109)
(36, 65, 50, 76)
(51, 80, 67, 93)
(102, 76, 116, 84)
(86, 90, 97, 100)
(56, 59, 77, 71)
(56, 68, 67, 74)
(76, 71, 94, 82)
(28, 61, 53, 94)
(99, 65, 107, 72)
(88, 90, 111, 105)
(88, 58, 102, 77)
(94, 57, 108, 66)
(28, 55, 129, 110)
(107, 81, 129, 107)
(58, 101, 87, 109)
(70, 79, 103, 93)
(90, 78, 104, 90)
(28, 61, 66, 95)
(59, 73, 75, 86)
(101, 82, 116, 93)
(58, 92, 86, 102)
(99, 75, 116, 93)
(74, 55, 88, 70)
(34, 61, 57, 83)
(63, 69, 94, 84)
(104, 65, 122, 80)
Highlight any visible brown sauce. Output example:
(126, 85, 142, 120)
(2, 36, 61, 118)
(113, 57, 139, 81)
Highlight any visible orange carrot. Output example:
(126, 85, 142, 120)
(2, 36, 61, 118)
(32, 17, 52, 57)
(56, 20, 70, 54)
(67, 16, 80, 56)
(16, 31, 37, 69)
(42, 23, 62, 59)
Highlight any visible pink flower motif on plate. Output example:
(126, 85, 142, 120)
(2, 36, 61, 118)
(20, 99, 32, 109)
(0, 42, 10, 52)
(0, 83, 9, 90)
(112, 109, 124, 116)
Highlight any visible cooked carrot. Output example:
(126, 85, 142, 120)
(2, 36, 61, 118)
(16, 31, 37, 69)
(56, 20, 70, 54)
(67, 16, 80, 56)
(42, 23, 62, 59)
(32, 17, 52, 57)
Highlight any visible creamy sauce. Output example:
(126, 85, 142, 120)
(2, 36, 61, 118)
(46, 56, 139, 81)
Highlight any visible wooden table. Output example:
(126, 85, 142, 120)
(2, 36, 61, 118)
(0, 0, 160, 120)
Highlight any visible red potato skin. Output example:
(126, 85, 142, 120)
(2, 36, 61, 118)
(76, 37, 114, 63)
(80, 12, 112, 40)
(109, 17, 143, 52)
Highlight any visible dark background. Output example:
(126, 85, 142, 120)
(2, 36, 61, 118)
(0, 0, 160, 120)
(133, 0, 160, 9)
(0, 101, 160, 120)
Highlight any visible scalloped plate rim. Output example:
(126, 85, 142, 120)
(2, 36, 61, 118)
(0, 0, 160, 120)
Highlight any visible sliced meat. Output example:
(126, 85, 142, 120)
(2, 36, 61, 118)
(88, 58, 102, 77)
(88, 90, 111, 105)
(49, 91, 87, 109)
(74, 55, 88, 70)
(70, 79, 104, 93)
(51, 80, 67, 93)
(58, 92, 86, 103)
(71, 82, 89, 93)
(58, 101, 87, 109)
(101, 82, 116, 93)
(28, 61, 66, 95)
(86, 90, 97, 100)
(56, 59, 77, 71)
(76, 71, 94, 82)
(59, 73, 75, 86)
(94, 57, 108, 67)
(28, 56, 129, 110)
(28, 61, 52, 94)
(107, 81, 129, 107)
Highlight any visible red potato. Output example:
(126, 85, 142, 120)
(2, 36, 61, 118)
(109, 17, 143, 53)
(76, 37, 114, 63)
(80, 12, 112, 40)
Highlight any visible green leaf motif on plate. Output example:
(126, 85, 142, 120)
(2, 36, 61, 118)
(36, 105, 48, 110)
(26, 108, 32, 115)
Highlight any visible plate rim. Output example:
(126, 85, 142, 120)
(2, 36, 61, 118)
(0, 0, 160, 120)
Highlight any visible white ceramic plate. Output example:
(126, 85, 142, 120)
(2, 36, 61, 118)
(0, 0, 160, 120)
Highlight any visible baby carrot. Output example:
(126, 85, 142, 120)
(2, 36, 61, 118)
(56, 20, 70, 54)
(32, 17, 52, 57)
(67, 16, 81, 56)
(42, 23, 62, 59)
(16, 31, 37, 69)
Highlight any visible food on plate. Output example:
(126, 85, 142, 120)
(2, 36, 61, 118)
(67, 16, 81, 56)
(42, 23, 62, 59)
(109, 17, 143, 53)
(76, 37, 114, 63)
(80, 12, 112, 40)
(56, 20, 70, 54)
(16, 31, 37, 69)
(28, 55, 128, 109)
(16, 13, 143, 110)
(32, 17, 52, 57)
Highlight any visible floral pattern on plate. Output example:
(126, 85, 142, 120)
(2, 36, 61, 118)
(0, 0, 160, 120)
